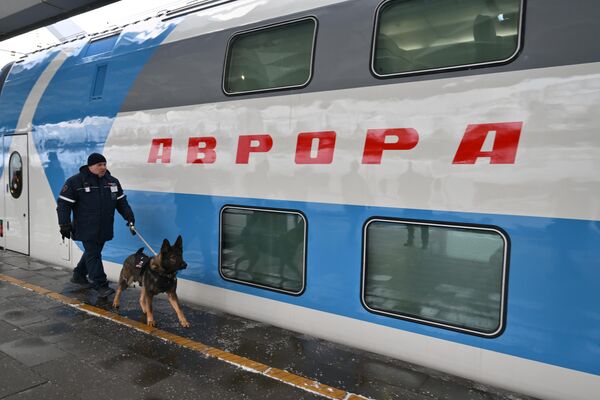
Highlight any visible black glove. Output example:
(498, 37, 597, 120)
(126, 219, 136, 236)
(59, 224, 71, 240)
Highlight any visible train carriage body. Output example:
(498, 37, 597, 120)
(0, 1, 599, 399)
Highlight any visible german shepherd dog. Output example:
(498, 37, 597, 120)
(112, 235, 190, 328)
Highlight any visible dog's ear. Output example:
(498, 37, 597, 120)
(174, 235, 183, 249)
(161, 239, 170, 254)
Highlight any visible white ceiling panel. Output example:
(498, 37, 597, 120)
(0, 0, 119, 41)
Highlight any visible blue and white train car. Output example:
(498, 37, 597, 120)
(0, 0, 599, 398)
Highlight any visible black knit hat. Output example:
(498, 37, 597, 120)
(87, 153, 106, 166)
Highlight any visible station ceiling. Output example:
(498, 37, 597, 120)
(0, 0, 119, 41)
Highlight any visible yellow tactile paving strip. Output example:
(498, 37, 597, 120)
(0, 273, 369, 400)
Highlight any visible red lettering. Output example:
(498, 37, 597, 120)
(148, 138, 172, 164)
(453, 122, 523, 164)
(361, 128, 419, 164)
(187, 137, 217, 164)
(236, 134, 273, 164)
(295, 131, 336, 164)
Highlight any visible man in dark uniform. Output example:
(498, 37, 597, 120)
(56, 153, 135, 297)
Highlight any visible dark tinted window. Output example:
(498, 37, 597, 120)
(9, 151, 23, 199)
(91, 64, 108, 100)
(224, 19, 316, 94)
(373, 0, 522, 76)
(0, 62, 13, 97)
(363, 219, 507, 335)
(220, 207, 306, 294)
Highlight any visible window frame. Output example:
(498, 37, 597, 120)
(222, 16, 318, 96)
(90, 63, 108, 101)
(83, 31, 121, 59)
(370, 0, 525, 78)
(219, 205, 308, 295)
(361, 217, 509, 337)
(8, 151, 23, 199)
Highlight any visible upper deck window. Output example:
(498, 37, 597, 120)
(224, 18, 317, 95)
(84, 33, 119, 58)
(372, 0, 522, 77)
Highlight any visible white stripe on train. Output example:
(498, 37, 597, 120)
(106, 61, 600, 222)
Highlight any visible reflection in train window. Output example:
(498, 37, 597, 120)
(372, 0, 522, 76)
(220, 206, 306, 294)
(223, 18, 317, 94)
(8, 151, 23, 199)
(363, 219, 508, 335)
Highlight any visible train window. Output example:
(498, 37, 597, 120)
(91, 64, 108, 100)
(223, 18, 317, 94)
(372, 0, 522, 77)
(363, 219, 508, 336)
(220, 206, 306, 295)
(84, 33, 119, 58)
(0, 62, 13, 97)
(8, 151, 23, 199)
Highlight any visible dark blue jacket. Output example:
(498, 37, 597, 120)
(56, 165, 134, 242)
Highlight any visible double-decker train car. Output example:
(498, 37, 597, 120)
(0, 0, 599, 398)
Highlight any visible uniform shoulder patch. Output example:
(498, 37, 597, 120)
(61, 184, 69, 193)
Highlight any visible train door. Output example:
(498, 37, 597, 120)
(2, 134, 29, 254)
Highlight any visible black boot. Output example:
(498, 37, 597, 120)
(70, 272, 92, 288)
(96, 284, 115, 298)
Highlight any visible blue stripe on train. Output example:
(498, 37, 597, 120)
(31, 21, 178, 199)
(0, 51, 61, 176)
(0, 51, 60, 134)
(102, 190, 600, 376)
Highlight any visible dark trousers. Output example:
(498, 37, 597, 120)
(74, 241, 107, 288)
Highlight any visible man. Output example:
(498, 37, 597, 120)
(56, 153, 135, 297)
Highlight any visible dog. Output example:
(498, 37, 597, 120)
(112, 235, 190, 328)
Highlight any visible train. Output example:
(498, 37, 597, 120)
(1, 0, 599, 398)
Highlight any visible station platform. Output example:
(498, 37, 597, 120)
(0, 250, 536, 400)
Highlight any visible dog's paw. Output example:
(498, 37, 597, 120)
(180, 320, 190, 328)
(147, 320, 156, 327)
(112, 302, 120, 309)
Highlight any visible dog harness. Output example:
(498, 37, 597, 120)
(134, 247, 151, 271)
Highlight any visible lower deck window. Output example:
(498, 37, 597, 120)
(363, 219, 507, 335)
(220, 206, 306, 294)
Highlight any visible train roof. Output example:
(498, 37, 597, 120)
(12, 0, 346, 64)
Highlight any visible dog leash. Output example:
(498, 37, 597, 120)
(129, 224, 158, 256)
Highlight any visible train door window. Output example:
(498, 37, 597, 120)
(223, 18, 317, 94)
(220, 206, 306, 295)
(372, 0, 522, 77)
(8, 151, 23, 199)
(363, 219, 508, 336)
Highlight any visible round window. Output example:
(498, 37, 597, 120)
(9, 151, 23, 199)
